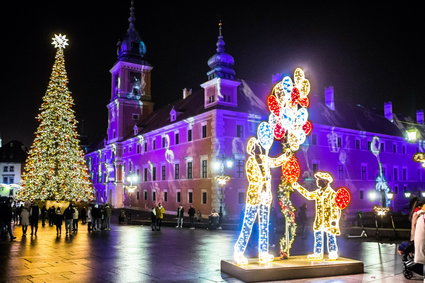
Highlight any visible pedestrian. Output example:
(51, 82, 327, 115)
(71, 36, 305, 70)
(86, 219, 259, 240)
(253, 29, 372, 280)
(87, 206, 93, 232)
(411, 203, 425, 264)
(155, 203, 165, 231)
(54, 207, 63, 236)
(176, 204, 184, 228)
(20, 205, 30, 237)
(118, 209, 126, 224)
(11, 203, 17, 226)
(15, 204, 22, 225)
(48, 206, 55, 226)
(72, 205, 79, 232)
(0, 198, 16, 241)
(92, 204, 100, 231)
(298, 203, 307, 239)
(188, 205, 196, 229)
(64, 204, 74, 236)
(80, 206, 87, 224)
(151, 206, 157, 231)
(104, 204, 112, 230)
(41, 205, 47, 227)
(29, 202, 40, 236)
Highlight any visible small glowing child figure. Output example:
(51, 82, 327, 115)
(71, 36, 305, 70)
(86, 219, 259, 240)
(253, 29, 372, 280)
(292, 171, 349, 260)
(233, 137, 291, 265)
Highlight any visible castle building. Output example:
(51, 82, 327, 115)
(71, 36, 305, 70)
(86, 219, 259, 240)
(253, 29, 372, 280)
(0, 140, 27, 197)
(86, 4, 424, 218)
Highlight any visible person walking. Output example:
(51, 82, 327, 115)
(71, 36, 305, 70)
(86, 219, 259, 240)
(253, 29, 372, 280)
(15, 204, 22, 225)
(41, 205, 47, 227)
(188, 205, 196, 229)
(87, 206, 93, 232)
(104, 204, 112, 230)
(54, 207, 63, 236)
(80, 206, 87, 224)
(176, 204, 184, 228)
(0, 198, 16, 241)
(92, 204, 100, 231)
(64, 204, 74, 236)
(48, 206, 55, 226)
(72, 205, 79, 232)
(151, 206, 157, 231)
(20, 205, 30, 237)
(155, 203, 165, 231)
(29, 202, 40, 236)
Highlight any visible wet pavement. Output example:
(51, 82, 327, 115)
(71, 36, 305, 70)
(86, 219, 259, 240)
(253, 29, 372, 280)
(0, 220, 424, 282)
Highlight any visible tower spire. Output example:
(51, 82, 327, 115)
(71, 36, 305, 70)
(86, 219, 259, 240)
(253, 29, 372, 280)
(128, 0, 136, 32)
(207, 21, 236, 80)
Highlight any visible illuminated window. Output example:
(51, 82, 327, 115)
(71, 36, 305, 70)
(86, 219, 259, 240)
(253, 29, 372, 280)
(236, 125, 244, 138)
(175, 164, 180, 179)
(361, 165, 367, 180)
(188, 129, 192, 142)
(188, 190, 193, 203)
(202, 125, 207, 138)
(161, 165, 166, 180)
(201, 160, 208, 178)
(152, 166, 156, 181)
(202, 191, 207, 204)
(236, 160, 244, 178)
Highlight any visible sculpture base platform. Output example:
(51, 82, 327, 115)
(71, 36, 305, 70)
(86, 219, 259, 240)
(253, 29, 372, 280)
(221, 255, 364, 282)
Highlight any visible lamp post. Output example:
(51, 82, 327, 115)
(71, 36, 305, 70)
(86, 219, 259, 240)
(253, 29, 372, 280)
(125, 173, 138, 207)
(213, 155, 233, 224)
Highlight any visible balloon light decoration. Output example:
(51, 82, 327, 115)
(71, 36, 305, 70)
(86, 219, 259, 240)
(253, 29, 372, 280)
(292, 171, 351, 260)
(233, 68, 312, 264)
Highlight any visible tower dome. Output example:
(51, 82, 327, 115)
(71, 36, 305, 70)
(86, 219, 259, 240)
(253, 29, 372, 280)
(117, 1, 148, 64)
(207, 22, 236, 80)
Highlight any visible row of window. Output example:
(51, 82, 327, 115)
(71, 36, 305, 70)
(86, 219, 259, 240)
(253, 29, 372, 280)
(2, 176, 14, 184)
(310, 134, 409, 154)
(135, 189, 207, 205)
(3, 166, 14, 172)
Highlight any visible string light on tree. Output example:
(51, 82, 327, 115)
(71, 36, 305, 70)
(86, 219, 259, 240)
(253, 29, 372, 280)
(17, 34, 95, 202)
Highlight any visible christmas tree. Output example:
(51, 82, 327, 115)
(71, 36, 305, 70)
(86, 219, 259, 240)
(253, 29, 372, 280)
(18, 34, 95, 202)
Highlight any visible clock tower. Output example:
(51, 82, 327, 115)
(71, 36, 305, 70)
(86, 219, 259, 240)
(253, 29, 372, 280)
(107, 1, 153, 144)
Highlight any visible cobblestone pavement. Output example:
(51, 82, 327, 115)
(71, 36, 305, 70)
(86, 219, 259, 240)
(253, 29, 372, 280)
(0, 221, 423, 282)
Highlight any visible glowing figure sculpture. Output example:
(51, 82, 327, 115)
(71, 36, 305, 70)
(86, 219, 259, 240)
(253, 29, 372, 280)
(370, 136, 391, 207)
(414, 152, 425, 168)
(233, 136, 291, 264)
(292, 172, 350, 260)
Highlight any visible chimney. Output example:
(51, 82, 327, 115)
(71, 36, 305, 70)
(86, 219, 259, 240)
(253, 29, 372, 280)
(417, 109, 424, 124)
(183, 88, 192, 99)
(384, 101, 393, 122)
(324, 86, 335, 110)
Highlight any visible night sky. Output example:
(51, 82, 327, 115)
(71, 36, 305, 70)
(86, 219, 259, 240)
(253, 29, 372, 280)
(2, 1, 424, 147)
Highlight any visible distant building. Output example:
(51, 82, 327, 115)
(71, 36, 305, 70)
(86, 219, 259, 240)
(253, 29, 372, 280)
(86, 3, 424, 218)
(0, 140, 27, 197)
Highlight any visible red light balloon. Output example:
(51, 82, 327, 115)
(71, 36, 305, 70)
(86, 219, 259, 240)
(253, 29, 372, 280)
(267, 95, 281, 117)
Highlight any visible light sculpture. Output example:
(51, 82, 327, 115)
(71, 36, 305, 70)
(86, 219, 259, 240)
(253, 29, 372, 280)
(414, 152, 425, 168)
(292, 172, 350, 260)
(370, 136, 390, 207)
(373, 205, 390, 216)
(233, 68, 311, 264)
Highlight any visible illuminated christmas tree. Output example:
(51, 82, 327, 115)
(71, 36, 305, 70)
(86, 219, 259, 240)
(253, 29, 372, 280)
(18, 34, 95, 202)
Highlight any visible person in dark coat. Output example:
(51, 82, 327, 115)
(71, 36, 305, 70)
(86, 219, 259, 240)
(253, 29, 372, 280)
(63, 204, 74, 236)
(80, 206, 87, 224)
(48, 206, 55, 226)
(54, 207, 63, 236)
(29, 203, 40, 236)
(188, 205, 196, 229)
(176, 204, 184, 228)
(41, 205, 47, 227)
(0, 198, 16, 240)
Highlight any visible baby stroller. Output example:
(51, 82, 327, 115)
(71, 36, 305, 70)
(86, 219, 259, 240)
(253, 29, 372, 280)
(398, 241, 424, 279)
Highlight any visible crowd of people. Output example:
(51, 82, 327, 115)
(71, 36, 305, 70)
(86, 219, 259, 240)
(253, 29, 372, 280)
(0, 197, 114, 240)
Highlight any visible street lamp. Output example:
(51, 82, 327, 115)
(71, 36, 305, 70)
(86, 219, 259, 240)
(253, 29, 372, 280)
(368, 191, 378, 202)
(404, 191, 412, 198)
(405, 128, 419, 143)
(387, 191, 394, 200)
(213, 155, 233, 224)
(125, 173, 139, 207)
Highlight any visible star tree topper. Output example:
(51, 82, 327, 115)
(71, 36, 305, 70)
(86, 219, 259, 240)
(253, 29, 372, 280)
(51, 34, 69, 49)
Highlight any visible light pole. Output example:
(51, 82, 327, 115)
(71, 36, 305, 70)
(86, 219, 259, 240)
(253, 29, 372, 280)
(213, 155, 233, 224)
(125, 173, 138, 207)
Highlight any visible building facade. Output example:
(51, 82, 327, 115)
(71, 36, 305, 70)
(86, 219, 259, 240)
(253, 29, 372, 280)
(86, 5, 424, 219)
(0, 140, 27, 197)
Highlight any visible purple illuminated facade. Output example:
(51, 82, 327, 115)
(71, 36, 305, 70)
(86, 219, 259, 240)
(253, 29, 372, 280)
(85, 6, 425, 219)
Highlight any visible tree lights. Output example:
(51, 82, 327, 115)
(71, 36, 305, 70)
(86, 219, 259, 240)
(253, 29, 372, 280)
(17, 35, 95, 202)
